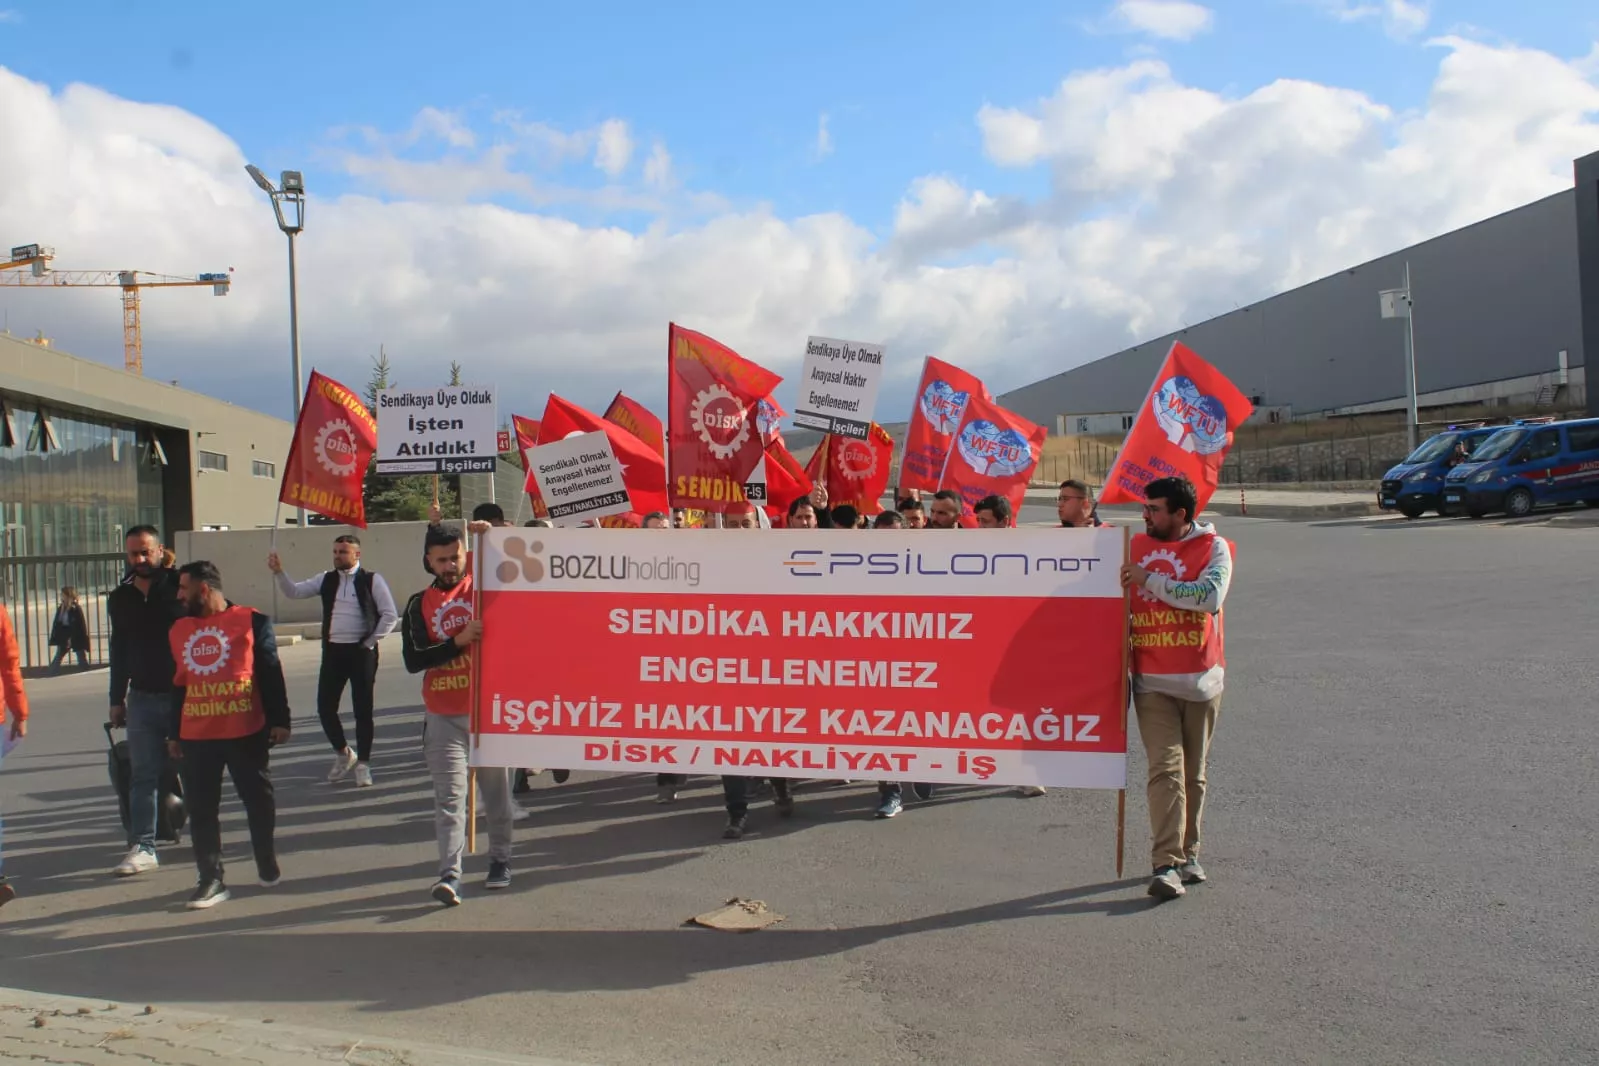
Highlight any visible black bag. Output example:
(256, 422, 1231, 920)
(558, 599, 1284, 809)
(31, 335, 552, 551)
(104, 723, 186, 844)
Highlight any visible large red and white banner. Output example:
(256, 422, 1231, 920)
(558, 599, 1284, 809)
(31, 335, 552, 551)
(471, 527, 1128, 788)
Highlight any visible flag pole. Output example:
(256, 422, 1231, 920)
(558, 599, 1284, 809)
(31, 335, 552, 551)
(1116, 524, 1131, 878)
(466, 524, 483, 855)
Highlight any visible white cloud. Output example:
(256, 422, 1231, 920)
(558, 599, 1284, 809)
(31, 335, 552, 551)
(1105, 0, 1215, 42)
(593, 119, 634, 176)
(1, 37, 1596, 421)
(1311, 0, 1430, 41)
(815, 112, 834, 159)
(0, 10, 22, 24)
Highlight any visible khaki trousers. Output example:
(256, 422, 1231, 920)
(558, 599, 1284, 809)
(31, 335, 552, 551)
(1133, 691, 1222, 870)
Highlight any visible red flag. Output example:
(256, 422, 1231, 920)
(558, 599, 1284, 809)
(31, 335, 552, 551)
(279, 371, 378, 527)
(1100, 341, 1254, 513)
(826, 423, 895, 515)
(760, 437, 813, 521)
(938, 394, 1046, 525)
(899, 356, 991, 492)
(802, 435, 829, 490)
(756, 395, 786, 447)
(667, 324, 782, 511)
(512, 415, 550, 519)
(537, 394, 670, 516)
(603, 393, 665, 456)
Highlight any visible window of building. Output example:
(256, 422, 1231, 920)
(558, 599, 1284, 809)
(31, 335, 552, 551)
(1121, 414, 1135, 431)
(198, 449, 229, 472)
(27, 410, 59, 453)
(252, 459, 276, 478)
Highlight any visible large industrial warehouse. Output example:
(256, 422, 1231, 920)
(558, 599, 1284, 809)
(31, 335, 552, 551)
(999, 150, 1599, 435)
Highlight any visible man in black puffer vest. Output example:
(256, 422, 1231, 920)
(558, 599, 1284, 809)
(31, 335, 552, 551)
(268, 534, 398, 786)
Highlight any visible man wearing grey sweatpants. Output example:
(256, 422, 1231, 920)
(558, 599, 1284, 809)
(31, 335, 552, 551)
(400, 523, 514, 906)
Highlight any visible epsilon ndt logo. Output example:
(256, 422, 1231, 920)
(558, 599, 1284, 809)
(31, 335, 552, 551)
(689, 384, 751, 460)
(496, 537, 546, 585)
(182, 625, 231, 677)
(314, 418, 360, 477)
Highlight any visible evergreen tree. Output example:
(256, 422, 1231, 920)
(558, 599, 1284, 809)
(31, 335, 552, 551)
(361, 347, 460, 522)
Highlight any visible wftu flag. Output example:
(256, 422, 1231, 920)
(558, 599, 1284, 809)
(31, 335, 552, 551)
(280, 371, 378, 527)
(937, 394, 1046, 525)
(899, 356, 990, 493)
(667, 324, 782, 511)
(1100, 341, 1254, 514)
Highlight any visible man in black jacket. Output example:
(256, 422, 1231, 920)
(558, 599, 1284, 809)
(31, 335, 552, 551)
(107, 525, 187, 878)
(268, 534, 397, 787)
(167, 561, 291, 910)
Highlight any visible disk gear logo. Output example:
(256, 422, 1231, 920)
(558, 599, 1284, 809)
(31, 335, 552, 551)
(1136, 547, 1184, 603)
(690, 384, 751, 460)
(1152, 376, 1228, 456)
(314, 418, 361, 477)
(835, 438, 877, 482)
(496, 537, 546, 585)
(431, 598, 474, 639)
(182, 626, 231, 677)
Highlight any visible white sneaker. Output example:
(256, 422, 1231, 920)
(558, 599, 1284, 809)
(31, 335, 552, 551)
(328, 749, 358, 783)
(114, 847, 159, 877)
(1148, 866, 1186, 901)
(353, 763, 374, 788)
(1015, 785, 1047, 797)
(512, 805, 531, 820)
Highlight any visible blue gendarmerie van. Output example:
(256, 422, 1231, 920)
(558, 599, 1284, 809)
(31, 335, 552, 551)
(1441, 416, 1599, 519)
(1378, 424, 1503, 518)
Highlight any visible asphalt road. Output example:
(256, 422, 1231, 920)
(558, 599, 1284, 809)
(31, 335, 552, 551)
(2, 509, 1596, 1066)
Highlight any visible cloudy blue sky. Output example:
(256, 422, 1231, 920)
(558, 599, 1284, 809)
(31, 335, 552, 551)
(1, 1, 1596, 422)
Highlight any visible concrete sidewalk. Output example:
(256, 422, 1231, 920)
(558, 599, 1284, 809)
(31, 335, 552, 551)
(0, 988, 583, 1066)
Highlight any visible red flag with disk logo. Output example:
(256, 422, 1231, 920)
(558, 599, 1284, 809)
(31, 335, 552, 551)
(602, 392, 666, 457)
(536, 394, 670, 516)
(1100, 341, 1254, 513)
(759, 436, 813, 522)
(899, 356, 991, 493)
(668, 324, 782, 512)
(279, 370, 378, 527)
(512, 415, 550, 519)
(826, 423, 895, 515)
(937, 393, 1045, 525)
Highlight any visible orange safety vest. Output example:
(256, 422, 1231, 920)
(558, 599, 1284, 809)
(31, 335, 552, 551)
(1128, 532, 1226, 680)
(169, 605, 266, 741)
(421, 576, 474, 716)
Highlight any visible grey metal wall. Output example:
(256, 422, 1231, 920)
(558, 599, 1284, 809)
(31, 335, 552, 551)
(1576, 152, 1599, 418)
(1000, 189, 1586, 425)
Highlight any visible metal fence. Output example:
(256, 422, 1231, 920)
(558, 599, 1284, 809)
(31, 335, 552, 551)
(0, 552, 125, 671)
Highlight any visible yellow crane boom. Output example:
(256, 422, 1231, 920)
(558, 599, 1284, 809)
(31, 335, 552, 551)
(2, 243, 231, 376)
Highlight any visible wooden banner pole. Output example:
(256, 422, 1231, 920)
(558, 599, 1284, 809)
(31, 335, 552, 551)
(1117, 524, 1132, 879)
(465, 525, 483, 855)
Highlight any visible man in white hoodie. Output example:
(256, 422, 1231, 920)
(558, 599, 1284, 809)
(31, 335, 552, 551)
(1119, 475, 1233, 902)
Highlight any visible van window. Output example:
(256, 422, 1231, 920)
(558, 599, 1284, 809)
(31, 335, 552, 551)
(1473, 429, 1524, 462)
(1524, 428, 1561, 463)
(1566, 423, 1599, 454)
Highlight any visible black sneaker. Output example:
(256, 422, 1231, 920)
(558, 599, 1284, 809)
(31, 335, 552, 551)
(512, 769, 531, 794)
(485, 861, 512, 890)
(186, 879, 230, 910)
(722, 815, 747, 839)
(431, 876, 462, 906)
(551, 769, 571, 784)
(911, 783, 934, 801)
(773, 788, 795, 818)
(257, 859, 282, 888)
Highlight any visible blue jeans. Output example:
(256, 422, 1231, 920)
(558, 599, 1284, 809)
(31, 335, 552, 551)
(125, 689, 170, 852)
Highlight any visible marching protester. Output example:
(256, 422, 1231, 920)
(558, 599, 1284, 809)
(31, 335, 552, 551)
(107, 526, 188, 878)
(1058, 480, 1104, 528)
(0, 601, 29, 909)
(719, 501, 794, 837)
(830, 504, 860, 530)
(641, 511, 670, 529)
(167, 561, 290, 909)
(896, 497, 927, 528)
(786, 496, 820, 529)
(867, 513, 931, 817)
(402, 523, 514, 904)
(670, 508, 690, 529)
(49, 588, 91, 673)
(268, 534, 398, 787)
(927, 490, 963, 529)
(872, 510, 906, 529)
(1119, 475, 1233, 902)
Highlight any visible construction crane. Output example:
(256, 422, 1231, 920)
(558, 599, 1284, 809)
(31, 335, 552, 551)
(1, 243, 232, 376)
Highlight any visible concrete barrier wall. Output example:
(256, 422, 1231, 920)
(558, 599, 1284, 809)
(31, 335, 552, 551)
(174, 521, 463, 625)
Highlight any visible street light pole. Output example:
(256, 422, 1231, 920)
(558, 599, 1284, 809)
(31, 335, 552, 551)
(1380, 263, 1420, 454)
(245, 164, 308, 527)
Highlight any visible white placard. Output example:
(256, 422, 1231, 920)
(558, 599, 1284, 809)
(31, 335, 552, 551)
(375, 385, 499, 475)
(527, 431, 633, 524)
(791, 335, 885, 440)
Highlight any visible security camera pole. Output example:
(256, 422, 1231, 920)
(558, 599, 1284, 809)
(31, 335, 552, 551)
(245, 164, 309, 527)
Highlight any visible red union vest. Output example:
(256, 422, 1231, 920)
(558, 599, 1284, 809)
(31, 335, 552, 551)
(422, 575, 474, 716)
(169, 605, 266, 740)
(1128, 532, 1226, 681)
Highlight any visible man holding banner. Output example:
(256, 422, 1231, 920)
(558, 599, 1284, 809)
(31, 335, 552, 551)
(1119, 476, 1233, 902)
